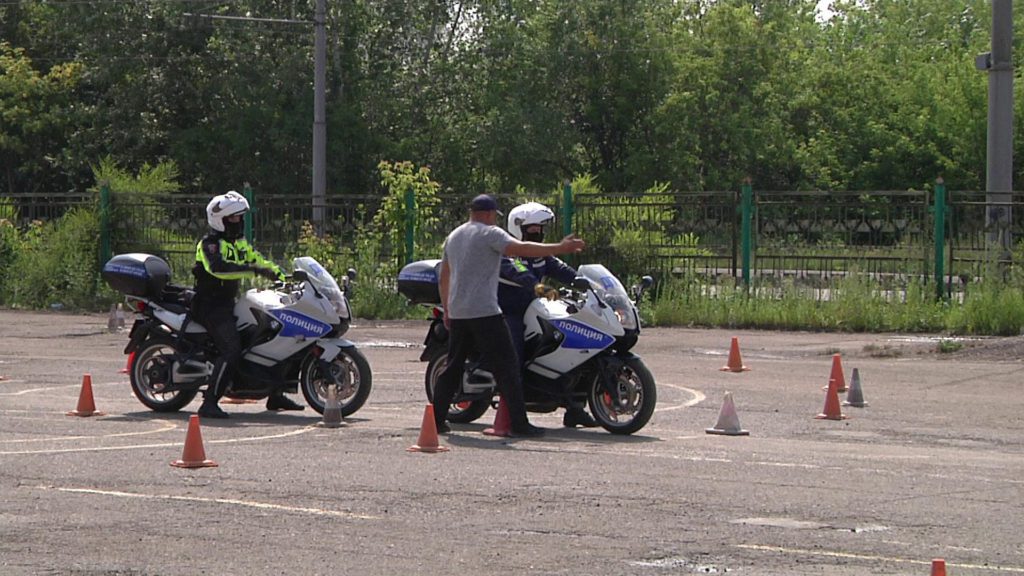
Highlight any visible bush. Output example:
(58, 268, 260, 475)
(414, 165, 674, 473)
(5, 208, 101, 309)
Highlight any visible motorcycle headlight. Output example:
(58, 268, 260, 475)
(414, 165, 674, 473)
(606, 295, 638, 331)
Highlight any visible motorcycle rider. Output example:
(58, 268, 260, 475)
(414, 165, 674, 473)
(191, 190, 304, 419)
(499, 202, 598, 428)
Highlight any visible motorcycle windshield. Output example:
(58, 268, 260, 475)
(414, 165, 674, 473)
(292, 257, 348, 318)
(577, 264, 638, 331)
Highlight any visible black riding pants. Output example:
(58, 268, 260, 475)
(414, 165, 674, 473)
(192, 301, 241, 399)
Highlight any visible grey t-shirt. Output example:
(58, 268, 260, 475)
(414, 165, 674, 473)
(442, 220, 513, 319)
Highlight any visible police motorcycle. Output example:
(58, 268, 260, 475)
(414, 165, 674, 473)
(102, 253, 371, 416)
(398, 259, 656, 435)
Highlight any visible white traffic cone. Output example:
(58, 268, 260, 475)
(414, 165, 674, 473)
(842, 367, 868, 407)
(319, 387, 344, 428)
(705, 392, 749, 436)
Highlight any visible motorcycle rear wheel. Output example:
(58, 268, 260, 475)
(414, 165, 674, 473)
(424, 348, 490, 424)
(129, 337, 199, 412)
(299, 347, 372, 416)
(587, 356, 657, 435)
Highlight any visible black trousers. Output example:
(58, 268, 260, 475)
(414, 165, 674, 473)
(191, 300, 241, 399)
(433, 314, 530, 429)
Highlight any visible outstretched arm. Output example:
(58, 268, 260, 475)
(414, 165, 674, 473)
(504, 234, 585, 258)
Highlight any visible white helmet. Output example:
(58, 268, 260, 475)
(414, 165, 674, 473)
(507, 202, 555, 241)
(206, 191, 249, 232)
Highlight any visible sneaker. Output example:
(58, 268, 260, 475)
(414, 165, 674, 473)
(563, 406, 599, 428)
(198, 401, 229, 419)
(510, 423, 546, 438)
(266, 394, 305, 411)
(436, 421, 452, 434)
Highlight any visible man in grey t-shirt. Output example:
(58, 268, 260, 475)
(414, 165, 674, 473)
(433, 194, 585, 437)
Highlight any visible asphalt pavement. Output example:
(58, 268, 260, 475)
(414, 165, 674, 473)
(1, 310, 1022, 576)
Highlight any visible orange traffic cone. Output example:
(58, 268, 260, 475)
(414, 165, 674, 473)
(720, 337, 750, 372)
(843, 367, 868, 407)
(118, 351, 135, 375)
(171, 414, 218, 468)
(822, 353, 847, 392)
(815, 376, 849, 420)
(407, 404, 450, 453)
(931, 559, 947, 576)
(67, 374, 105, 417)
(705, 392, 749, 436)
(483, 396, 512, 437)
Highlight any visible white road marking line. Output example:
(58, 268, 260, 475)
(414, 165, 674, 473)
(736, 544, 1024, 572)
(0, 419, 178, 443)
(34, 485, 380, 520)
(0, 383, 94, 396)
(653, 382, 705, 412)
(0, 426, 315, 456)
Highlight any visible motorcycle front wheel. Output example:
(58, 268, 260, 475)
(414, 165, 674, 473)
(588, 356, 657, 435)
(129, 337, 199, 412)
(424, 348, 491, 424)
(299, 347, 372, 416)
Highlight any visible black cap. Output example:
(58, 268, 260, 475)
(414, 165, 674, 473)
(470, 194, 503, 215)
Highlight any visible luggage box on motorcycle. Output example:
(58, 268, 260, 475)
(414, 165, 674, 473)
(102, 253, 172, 297)
(398, 259, 442, 304)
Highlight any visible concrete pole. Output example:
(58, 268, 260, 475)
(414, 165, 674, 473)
(312, 0, 327, 232)
(986, 0, 1013, 250)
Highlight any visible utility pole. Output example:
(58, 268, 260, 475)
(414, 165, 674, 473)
(976, 0, 1014, 250)
(312, 0, 327, 232)
(185, 8, 328, 233)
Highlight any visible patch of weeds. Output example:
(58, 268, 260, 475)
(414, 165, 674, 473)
(936, 339, 963, 353)
(822, 347, 841, 356)
(863, 343, 903, 358)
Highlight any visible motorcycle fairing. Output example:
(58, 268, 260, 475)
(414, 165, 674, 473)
(268, 309, 332, 338)
(549, 318, 615, 350)
(315, 338, 357, 362)
(153, 308, 207, 334)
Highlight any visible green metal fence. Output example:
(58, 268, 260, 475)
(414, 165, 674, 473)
(5, 181, 1022, 298)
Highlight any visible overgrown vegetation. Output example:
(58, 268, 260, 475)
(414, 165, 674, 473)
(643, 264, 1024, 335)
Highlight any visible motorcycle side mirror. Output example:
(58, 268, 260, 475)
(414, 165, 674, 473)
(571, 277, 591, 292)
(632, 275, 654, 300)
(292, 270, 309, 282)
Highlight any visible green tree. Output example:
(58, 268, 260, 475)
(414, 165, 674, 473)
(0, 42, 84, 195)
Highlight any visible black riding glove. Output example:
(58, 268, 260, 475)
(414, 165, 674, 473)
(256, 267, 281, 281)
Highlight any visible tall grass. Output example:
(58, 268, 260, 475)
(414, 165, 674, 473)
(644, 269, 1023, 335)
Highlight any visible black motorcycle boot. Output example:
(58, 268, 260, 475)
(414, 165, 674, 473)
(266, 394, 304, 411)
(198, 358, 230, 419)
(563, 405, 598, 428)
(510, 422, 546, 438)
(198, 393, 229, 419)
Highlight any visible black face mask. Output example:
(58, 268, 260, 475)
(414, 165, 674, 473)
(223, 218, 245, 240)
(523, 228, 545, 243)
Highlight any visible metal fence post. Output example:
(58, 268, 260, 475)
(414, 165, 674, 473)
(404, 186, 415, 264)
(243, 182, 254, 243)
(933, 178, 947, 299)
(99, 182, 111, 266)
(562, 181, 574, 238)
(741, 180, 753, 287)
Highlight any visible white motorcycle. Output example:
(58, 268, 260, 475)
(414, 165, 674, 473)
(102, 253, 371, 416)
(399, 261, 656, 434)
